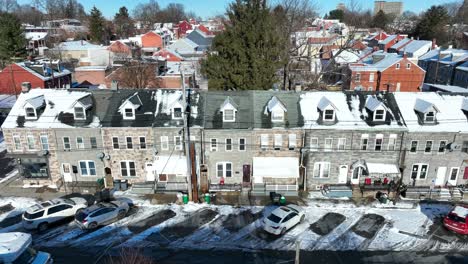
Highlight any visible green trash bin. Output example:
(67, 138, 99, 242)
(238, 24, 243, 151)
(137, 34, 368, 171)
(279, 196, 286, 205)
(182, 193, 189, 204)
(204, 193, 211, 204)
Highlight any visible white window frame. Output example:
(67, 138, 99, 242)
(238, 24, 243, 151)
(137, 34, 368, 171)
(27, 135, 35, 150)
(337, 138, 346, 151)
(79, 160, 96, 176)
(160, 136, 169, 150)
(13, 135, 21, 151)
(225, 138, 232, 151)
(360, 134, 368, 151)
(313, 162, 330, 178)
(411, 163, 429, 180)
(406, 63, 411, 69)
(25, 107, 37, 120)
(216, 162, 233, 178)
(139, 136, 146, 149)
(288, 134, 296, 150)
(74, 106, 86, 120)
(355, 73, 361, 82)
(310, 137, 318, 151)
(388, 134, 397, 151)
(172, 107, 183, 120)
(120, 160, 136, 177)
(174, 136, 182, 150)
(210, 138, 218, 152)
(123, 107, 135, 120)
(424, 111, 435, 123)
(324, 138, 333, 152)
(239, 138, 246, 151)
(126, 136, 133, 149)
(223, 109, 236, 122)
(271, 109, 284, 123)
(410, 140, 418, 153)
(375, 134, 383, 151)
(449, 167, 459, 181)
(261, 134, 269, 150)
(424, 140, 433, 153)
(369, 72, 374, 82)
(274, 134, 282, 150)
(373, 109, 386, 121)
(323, 109, 335, 121)
(90, 137, 97, 149)
(40, 135, 49, 150)
(438, 140, 447, 154)
(112, 137, 120, 149)
(76, 137, 84, 149)
(396, 63, 400, 69)
(63, 137, 71, 150)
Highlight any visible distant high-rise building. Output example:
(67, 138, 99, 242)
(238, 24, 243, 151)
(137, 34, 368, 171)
(336, 3, 346, 11)
(374, 1, 403, 16)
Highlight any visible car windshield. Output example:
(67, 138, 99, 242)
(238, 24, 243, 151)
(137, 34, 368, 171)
(448, 213, 466, 223)
(23, 210, 44, 220)
(267, 213, 282, 224)
(12, 247, 37, 264)
(63, 198, 76, 205)
(75, 211, 88, 222)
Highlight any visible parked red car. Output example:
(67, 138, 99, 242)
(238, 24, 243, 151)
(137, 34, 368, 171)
(443, 205, 468, 235)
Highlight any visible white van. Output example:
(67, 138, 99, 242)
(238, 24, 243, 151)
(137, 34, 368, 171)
(0, 232, 52, 264)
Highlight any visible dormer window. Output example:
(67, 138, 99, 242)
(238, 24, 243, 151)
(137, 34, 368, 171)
(374, 109, 386, 121)
(74, 107, 85, 120)
(124, 108, 134, 119)
(318, 96, 337, 123)
(224, 109, 235, 122)
(25, 107, 36, 119)
(220, 97, 238, 122)
(425, 111, 435, 122)
(172, 107, 183, 119)
(324, 109, 335, 121)
(272, 109, 284, 122)
(266, 96, 287, 123)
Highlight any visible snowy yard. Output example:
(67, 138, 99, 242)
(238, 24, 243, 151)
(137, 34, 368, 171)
(0, 194, 467, 260)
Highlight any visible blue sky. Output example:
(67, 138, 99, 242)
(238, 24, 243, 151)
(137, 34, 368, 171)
(18, 0, 458, 19)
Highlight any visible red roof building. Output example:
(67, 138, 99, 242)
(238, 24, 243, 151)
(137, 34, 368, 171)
(153, 49, 183, 62)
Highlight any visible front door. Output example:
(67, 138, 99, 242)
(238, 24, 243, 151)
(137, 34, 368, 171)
(145, 163, 155, 182)
(448, 167, 459, 186)
(338, 165, 348, 184)
(104, 167, 113, 188)
(62, 163, 72, 182)
(243, 165, 251, 183)
(435, 167, 447, 186)
(351, 167, 363, 185)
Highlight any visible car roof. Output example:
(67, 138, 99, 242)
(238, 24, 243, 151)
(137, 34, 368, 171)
(452, 206, 468, 218)
(25, 198, 68, 214)
(82, 202, 117, 214)
(271, 206, 294, 218)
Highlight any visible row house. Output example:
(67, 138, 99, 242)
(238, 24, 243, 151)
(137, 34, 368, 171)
(387, 38, 433, 64)
(3, 89, 468, 197)
(347, 52, 426, 92)
(377, 34, 406, 52)
(418, 48, 468, 85)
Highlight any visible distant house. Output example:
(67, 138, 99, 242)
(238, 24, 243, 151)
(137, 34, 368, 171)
(185, 29, 214, 51)
(377, 34, 406, 52)
(141, 31, 164, 56)
(153, 49, 183, 62)
(348, 52, 426, 92)
(107, 40, 133, 62)
(453, 61, 468, 88)
(418, 48, 468, 85)
(74, 66, 110, 87)
(49, 40, 101, 61)
(176, 20, 193, 38)
(0, 61, 72, 94)
(363, 31, 389, 47)
(388, 38, 433, 63)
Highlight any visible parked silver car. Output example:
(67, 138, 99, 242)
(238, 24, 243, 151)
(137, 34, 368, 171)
(74, 200, 130, 229)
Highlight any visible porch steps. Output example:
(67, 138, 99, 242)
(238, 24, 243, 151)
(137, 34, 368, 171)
(251, 183, 266, 195)
(452, 189, 462, 200)
(130, 183, 155, 195)
(439, 188, 451, 200)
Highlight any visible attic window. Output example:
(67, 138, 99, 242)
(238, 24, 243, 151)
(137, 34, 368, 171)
(173, 107, 183, 119)
(124, 108, 135, 119)
(425, 111, 435, 123)
(25, 107, 37, 119)
(223, 109, 235, 122)
(374, 109, 386, 121)
(272, 110, 284, 122)
(74, 107, 85, 120)
(396, 63, 400, 69)
(324, 109, 335, 121)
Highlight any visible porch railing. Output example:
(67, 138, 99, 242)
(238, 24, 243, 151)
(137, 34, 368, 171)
(265, 184, 298, 191)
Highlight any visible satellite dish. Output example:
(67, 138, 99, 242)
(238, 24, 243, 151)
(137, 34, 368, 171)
(38, 150, 49, 156)
(97, 152, 105, 159)
(105, 154, 111, 160)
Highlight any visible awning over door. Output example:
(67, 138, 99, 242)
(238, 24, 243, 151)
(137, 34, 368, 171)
(153, 155, 188, 176)
(366, 163, 400, 175)
(253, 157, 299, 178)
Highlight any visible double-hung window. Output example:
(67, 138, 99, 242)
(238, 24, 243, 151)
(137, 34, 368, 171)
(260, 134, 268, 150)
(239, 138, 246, 151)
(313, 162, 330, 178)
(13, 135, 21, 151)
(411, 164, 428, 179)
(360, 134, 368, 151)
(425, 140, 433, 153)
(337, 138, 346, 151)
(174, 136, 182, 150)
(410, 140, 418, 153)
(274, 134, 282, 150)
(139, 137, 146, 149)
(76, 137, 84, 149)
(126, 137, 133, 149)
(225, 138, 232, 151)
(90, 137, 97, 149)
(388, 134, 397, 151)
(210, 138, 218, 151)
(216, 162, 232, 178)
(63, 137, 71, 150)
(112, 137, 120, 149)
(121, 161, 136, 177)
(27, 135, 35, 150)
(310, 138, 318, 151)
(375, 134, 383, 151)
(324, 138, 333, 151)
(288, 134, 296, 150)
(438, 140, 446, 153)
(40, 135, 49, 150)
(160, 136, 169, 150)
(79, 161, 96, 176)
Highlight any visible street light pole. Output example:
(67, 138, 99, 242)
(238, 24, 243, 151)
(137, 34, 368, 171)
(181, 65, 193, 201)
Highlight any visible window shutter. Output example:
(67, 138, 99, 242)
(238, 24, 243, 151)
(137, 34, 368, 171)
(464, 167, 468, 179)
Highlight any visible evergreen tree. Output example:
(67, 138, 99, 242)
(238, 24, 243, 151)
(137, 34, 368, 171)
(413, 5, 450, 46)
(201, 0, 284, 90)
(371, 10, 389, 29)
(327, 9, 344, 21)
(114, 6, 134, 38)
(0, 12, 26, 68)
(88, 6, 105, 44)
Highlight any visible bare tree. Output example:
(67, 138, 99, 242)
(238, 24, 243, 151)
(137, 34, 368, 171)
(111, 61, 160, 89)
(0, 0, 19, 13)
(108, 248, 152, 264)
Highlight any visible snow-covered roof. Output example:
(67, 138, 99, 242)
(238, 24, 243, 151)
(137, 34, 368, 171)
(350, 53, 403, 72)
(394, 92, 468, 132)
(0, 95, 16, 109)
(423, 84, 468, 93)
(220, 96, 238, 111)
(153, 155, 187, 175)
(253, 157, 299, 178)
(399, 40, 431, 54)
(365, 96, 384, 112)
(332, 50, 360, 64)
(267, 96, 287, 112)
(414, 98, 438, 113)
(2, 89, 97, 129)
(15, 62, 71, 81)
(379, 35, 397, 45)
(54, 40, 101, 51)
(317, 96, 336, 111)
(25, 32, 48, 41)
(452, 206, 468, 218)
(24, 95, 44, 109)
(390, 38, 412, 50)
(366, 163, 399, 174)
(0, 232, 32, 263)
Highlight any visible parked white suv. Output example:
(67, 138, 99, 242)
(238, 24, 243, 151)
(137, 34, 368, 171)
(22, 197, 88, 232)
(75, 200, 130, 230)
(263, 205, 305, 235)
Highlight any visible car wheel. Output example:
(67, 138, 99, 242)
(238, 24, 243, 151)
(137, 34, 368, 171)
(38, 222, 48, 233)
(300, 214, 305, 222)
(88, 222, 98, 229)
(280, 227, 287, 235)
(117, 210, 126, 220)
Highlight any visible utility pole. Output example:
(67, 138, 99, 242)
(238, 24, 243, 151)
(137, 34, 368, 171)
(295, 240, 301, 264)
(181, 66, 194, 201)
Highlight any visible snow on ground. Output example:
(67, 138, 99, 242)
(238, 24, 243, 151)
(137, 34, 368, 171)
(0, 170, 18, 184)
(0, 197, 38, 223)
